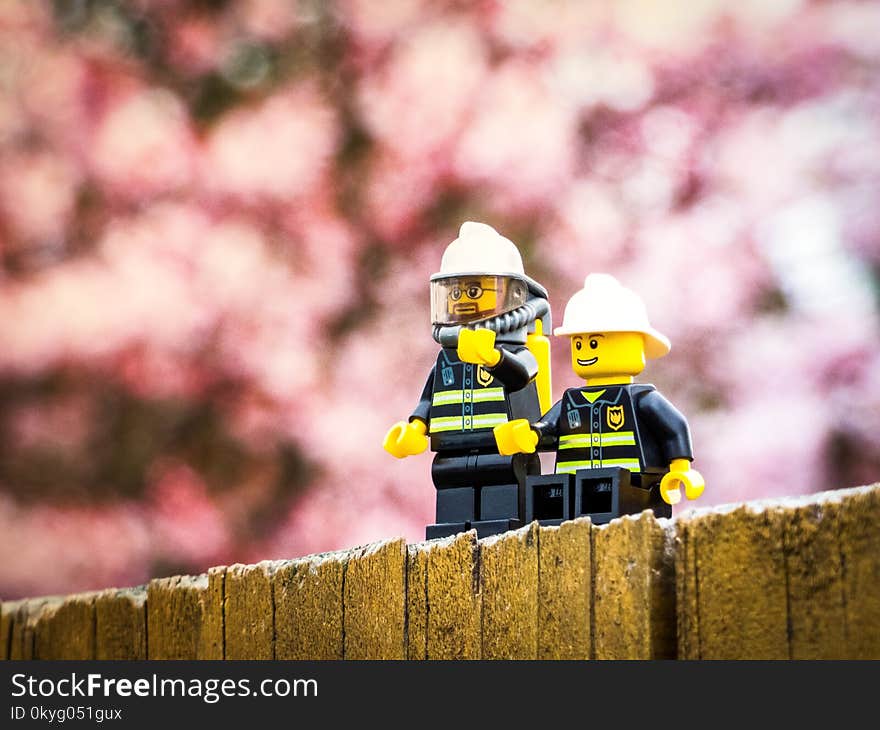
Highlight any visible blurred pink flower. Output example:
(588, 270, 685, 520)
(452, 61, 578, 208)
(0, 149, 81, 243)
(338, 0, 432, 50)
(6, 390, 94, 454)
(147, 460, 231, 566)
(0, 496, 152, 598)
(166, 17, 226, 75)
(88, 88, 196, 199)
(202, 85, 338, 203)
(357, 21, 487, 160)
(360, 152, 439, 240)
(235, 0, 300, 42)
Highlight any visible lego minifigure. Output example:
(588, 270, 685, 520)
(383, 222, 552, 539)
(494, 273, 704, 525)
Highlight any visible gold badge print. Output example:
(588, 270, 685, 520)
(476, 365, 493, 387)
(606, 405, 625, 431)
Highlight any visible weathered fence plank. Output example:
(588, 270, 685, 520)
(592, 511, 675, 659)
(675, 518, 700, 660)
(34, 593, 96, 659)
(10, 598, 53, 660)
(343, 538, 407, 659)
(537, 518, 591, 660)
(678, 504, 789, 659)
(480, 523, 539, 659)
(407, 531, 482, 660)
(95, 587, 147, 660)
(274, 551, 348, 660)
(838, 486, 880, 659)
(405, 543, 429, 660)
(783, 498, 847, 659)
(225, 562, 278, 660)
(147, 573, 224, 659)
(0, 600, 19, 660)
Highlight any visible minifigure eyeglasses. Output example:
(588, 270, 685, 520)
(449, 284, 498, 301)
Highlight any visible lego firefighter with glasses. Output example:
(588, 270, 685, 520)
(383, 222, 553, 539)
(494, 273, 705, 526)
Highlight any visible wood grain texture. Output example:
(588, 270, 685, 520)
(201, 566, 226, 660)
(537, 518, 591, 660)
(592, 511, 675, 659)
(147, 574, 222, 659)
(95, 587, 147, 660)
(10, 598, 53, 660)
(225, 562, 279, 660)
(274, 551, 348, 660)
(427, 530, 481, 660)
(480, 523, 539, 660)
(0, 600, 20, 661)
(343, 538, 407, 659)
(405, 543, 429, 661)
(34, 593, 97, 659)
(675, 518, 699, 660)
(682, 505, 789, 659)
(783, 498, 847, 659)
(838, 486, 880, 659)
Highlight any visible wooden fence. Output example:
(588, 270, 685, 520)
(2, 483, 878, 660)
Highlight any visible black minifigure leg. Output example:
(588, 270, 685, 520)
(479, 483, 519, 521)
(435, 486, 476, 523)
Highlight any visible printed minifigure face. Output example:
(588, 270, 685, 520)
(445, 275, 501, 321)
(570, 331, 646, 381)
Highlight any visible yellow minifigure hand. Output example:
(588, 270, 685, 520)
(493, 419, 538, 455)
(457, 328, 502, 366)
(659, 458, 705, 505)
(383, 419, 429, 459)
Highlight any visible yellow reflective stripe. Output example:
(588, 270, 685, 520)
(601, 459, 641, 470)
(472, 414, 508, 427)
(432, 387, 505, 407)
(555, 461, 592, 474)
(556, 459, 641, 474)
(432, 391, 464, 406)
(429, 416, 464, 432)
(472, 388, 505, 403)
(430, 413, 509, 433)
(600, 433, 636, 446)
(558, 432, 635, 449)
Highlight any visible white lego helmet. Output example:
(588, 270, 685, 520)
(434, 221, 526, 279)
(554, 273, 671, 359)
(430, 222, 543, 326)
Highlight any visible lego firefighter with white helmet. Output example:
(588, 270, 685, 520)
(494, 273, 703, 523)
(383, 222, 552, 539)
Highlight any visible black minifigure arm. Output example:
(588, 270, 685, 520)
(408, 366, 435, 425)
(383, 367, 433, 459)
(531, 398, 562, 451)
(637, 389, 704, 504)
(637, 390, 694, 462)
(487, 345, 538, 392)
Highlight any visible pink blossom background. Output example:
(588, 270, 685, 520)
(1, 0, 878, 599)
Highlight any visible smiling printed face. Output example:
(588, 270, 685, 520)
(570, 331, 647, 382)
